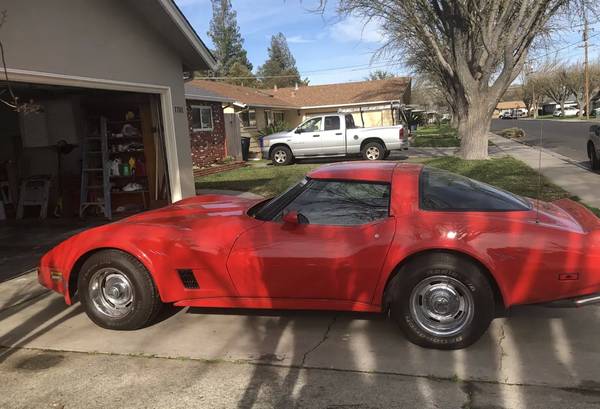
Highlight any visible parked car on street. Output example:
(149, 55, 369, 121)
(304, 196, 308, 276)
(588, 125, 600, 170)
(499, 108, 527, 119)
(39, 162, 600, 350)
(260, 113, 408, 165)
(554, 107, 580, 117)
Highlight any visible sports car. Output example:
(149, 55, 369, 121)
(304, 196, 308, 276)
(38, 162, 600, 349)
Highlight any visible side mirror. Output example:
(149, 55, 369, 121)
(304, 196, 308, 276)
(282, 210, 299, 225)
(294, 128, 302, 134)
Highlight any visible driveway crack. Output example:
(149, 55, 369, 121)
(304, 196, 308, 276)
(300, 315, 337, 367)
(497, 322, 507, 382)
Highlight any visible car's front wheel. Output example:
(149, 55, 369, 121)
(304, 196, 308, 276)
(78, 250, 162, 330)
(271, 146, 293, 166)
(388, 252, 495, 349)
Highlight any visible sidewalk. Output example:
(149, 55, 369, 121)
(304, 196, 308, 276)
(489, 133, 600, 208)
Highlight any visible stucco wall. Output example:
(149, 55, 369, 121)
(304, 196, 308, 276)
(2, 0, 196, 199)
(187, 101, 226, 168)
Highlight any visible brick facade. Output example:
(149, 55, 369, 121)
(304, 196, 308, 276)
(187, 101, 226, 168)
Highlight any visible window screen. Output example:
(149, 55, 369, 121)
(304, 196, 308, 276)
(280, 180, 390, 226)
(191, 106, 213, 131)
(420, 167, 531, 211)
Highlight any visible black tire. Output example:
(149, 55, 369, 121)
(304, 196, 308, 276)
(388, 252, 494, 350)
(271, 145, 293, 166)
(383, 150, 391, 159)
(78, 249, 163, 330)
(589, 143, 600, 170)
(361, 141, 385, 161)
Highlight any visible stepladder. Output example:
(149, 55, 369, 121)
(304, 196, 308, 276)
(79, 117, 111, 219)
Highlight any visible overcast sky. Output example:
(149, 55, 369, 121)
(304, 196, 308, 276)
(175, 0, 599, 85)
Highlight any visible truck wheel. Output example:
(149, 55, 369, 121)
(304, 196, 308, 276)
(361, 141, 385, 161)
(384, 150, 391, 159)
(271, 146, 293, 166)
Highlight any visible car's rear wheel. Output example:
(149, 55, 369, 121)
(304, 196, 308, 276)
(589, 143, 600, 170)
(271, 146, 293, 166)
(388, 252, 494, 350)
(361, 141, 385, 161)
(78, 250, 162, 330)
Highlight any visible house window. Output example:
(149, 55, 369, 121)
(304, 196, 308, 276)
(240, 108, 257, 128)
(273, 111, 285, 124)
(191, 105, 213, 131)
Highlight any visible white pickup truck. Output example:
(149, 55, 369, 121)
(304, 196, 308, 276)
(261, 113, 409, 166)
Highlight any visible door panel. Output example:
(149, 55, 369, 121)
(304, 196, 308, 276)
(226, 218, 396, 302)
(320, 115, 346, 154)
(290, 117, 322, 156)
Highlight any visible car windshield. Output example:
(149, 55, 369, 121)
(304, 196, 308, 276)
(249, 178, 309, 220)
(420, 167, 531, 211)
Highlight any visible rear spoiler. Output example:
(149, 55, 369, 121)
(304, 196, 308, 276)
(552, 199, 600, 232)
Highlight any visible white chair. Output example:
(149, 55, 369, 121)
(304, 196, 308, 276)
(17, 176, 51, 219)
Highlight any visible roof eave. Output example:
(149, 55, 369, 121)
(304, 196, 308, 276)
(156, 0, 217, 70)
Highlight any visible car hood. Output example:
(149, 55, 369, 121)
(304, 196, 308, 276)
(117, 194, 264, 227)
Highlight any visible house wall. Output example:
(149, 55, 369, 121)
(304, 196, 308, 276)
(187, 101, 226, 168)
(2, 0, 196, 200)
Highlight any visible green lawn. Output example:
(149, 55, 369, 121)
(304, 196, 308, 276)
(412, 124, 460, 147)
(195, 156, 600, 217)
(195, 163, 319, 197)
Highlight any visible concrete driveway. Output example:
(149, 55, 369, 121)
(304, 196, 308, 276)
(1, 271, 600, 408)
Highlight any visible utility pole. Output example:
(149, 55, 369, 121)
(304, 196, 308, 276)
(583, 1, 590, 120)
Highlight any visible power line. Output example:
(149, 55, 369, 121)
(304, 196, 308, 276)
(194, 59, 402, 80)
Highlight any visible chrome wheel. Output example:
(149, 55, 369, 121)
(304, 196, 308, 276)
(89, 268, 134, 318)
(273, 150, 287, 164)
(409, 275, 474, 337)
(365, 146, 380, 160)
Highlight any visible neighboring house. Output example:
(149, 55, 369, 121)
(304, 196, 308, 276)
(494, 100, 526, 117)
(270, 78, 412, 127)
(184, 84, 236, 168)
(185, 78, 411, 156)
(0, 0, 215, 221)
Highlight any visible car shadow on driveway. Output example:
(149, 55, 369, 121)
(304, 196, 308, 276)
(185, 304, 600, 408)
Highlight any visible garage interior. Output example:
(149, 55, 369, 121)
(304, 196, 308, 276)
(0, 82, 171, 281)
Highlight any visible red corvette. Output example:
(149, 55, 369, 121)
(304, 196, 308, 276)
(39, 162, 600, 349)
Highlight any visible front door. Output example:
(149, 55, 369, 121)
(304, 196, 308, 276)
(226, 179, 396, 303)
(290, 116, 323, 156)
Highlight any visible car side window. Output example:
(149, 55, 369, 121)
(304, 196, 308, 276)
(298, 117, 322, 133)
(420, 167, 531, 211)
(324, 116, 340, 131)
(279, 180, 390, 226)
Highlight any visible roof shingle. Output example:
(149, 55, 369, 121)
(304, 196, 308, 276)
(186, 77, 411, 109)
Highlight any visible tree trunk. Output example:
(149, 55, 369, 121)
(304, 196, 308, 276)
(457, 99, 493, 160)
(560, 101, 566, 117)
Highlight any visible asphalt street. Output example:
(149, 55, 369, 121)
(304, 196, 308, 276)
(491, 119, 596, 168)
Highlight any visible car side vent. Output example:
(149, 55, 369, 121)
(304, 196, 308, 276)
(177, 269, 199, 289)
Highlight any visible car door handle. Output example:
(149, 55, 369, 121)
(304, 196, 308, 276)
(313, 134, 320, 137)
(335, 132, 343, 135)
